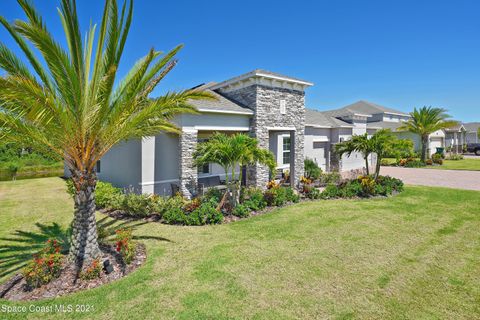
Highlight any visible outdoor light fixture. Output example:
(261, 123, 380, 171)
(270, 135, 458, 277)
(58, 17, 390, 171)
(103, 259, 114, 274)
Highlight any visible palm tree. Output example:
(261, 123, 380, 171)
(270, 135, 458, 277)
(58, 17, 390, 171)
(0, 0, 212, 269)
(335, 133, 374, 175)
(193, 133, 275, 206)
(369, 129, 394, 180)
(398, 106, 458, 162)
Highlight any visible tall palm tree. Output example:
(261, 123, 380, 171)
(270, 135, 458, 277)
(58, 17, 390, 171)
(0, 0, 211, 268)
(193, 133, 275, 206)
(398, 106, 457, 162)
(335, 133, 374, 175)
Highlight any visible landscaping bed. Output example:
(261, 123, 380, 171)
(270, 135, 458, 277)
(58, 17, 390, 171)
(85, 172, 404, 226)
(0, 243, 146, 301)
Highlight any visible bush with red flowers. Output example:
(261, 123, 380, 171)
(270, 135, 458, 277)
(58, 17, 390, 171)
(80, 259, 102, 280)
(115, 228, 137, 264)
(22, 239, 63, 289)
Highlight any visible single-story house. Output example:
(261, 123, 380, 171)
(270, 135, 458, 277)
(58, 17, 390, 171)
(70, 70, 453, 197)
(464, 122, 480, 144)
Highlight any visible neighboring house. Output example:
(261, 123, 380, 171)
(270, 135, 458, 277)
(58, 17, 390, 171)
(464, 122, 480, 144)
(444, 124, 467, 153)
(71, 70, 457, 197)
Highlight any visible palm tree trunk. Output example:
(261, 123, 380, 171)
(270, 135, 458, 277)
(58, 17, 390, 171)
(364, 156, 370, 175)
(69, 171, 101, 268)
(421, 135, 429, 162)
(374, 156, 382, 181)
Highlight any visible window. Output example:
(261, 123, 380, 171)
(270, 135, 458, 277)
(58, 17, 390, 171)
(198, 163, 210, 175)
(282, 136, 291, 165)
(95, 161, 101, 173)
(279, 100, 286, 114)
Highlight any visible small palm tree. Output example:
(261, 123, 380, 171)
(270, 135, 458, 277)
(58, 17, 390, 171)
(369, 129, 394, 180)
(335, 133, 374, 175)
(398, 106, 458, 162)
(0, 0, 211, 268)
(194, 133, 275, 206)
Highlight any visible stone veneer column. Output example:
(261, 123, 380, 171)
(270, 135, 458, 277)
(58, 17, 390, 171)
(290, 130, 305, 189)
(179, 128, 198, 198)
(246, 128, 270, 188)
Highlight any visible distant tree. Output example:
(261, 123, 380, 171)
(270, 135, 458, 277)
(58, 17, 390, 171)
(397, 107, 458, 162)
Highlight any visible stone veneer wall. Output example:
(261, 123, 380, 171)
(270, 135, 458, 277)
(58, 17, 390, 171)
(220, 84, 306, 189)
(179, 129, 198, 198)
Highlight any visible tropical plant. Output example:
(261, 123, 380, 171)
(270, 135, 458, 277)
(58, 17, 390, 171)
(193, 133, 275, 207)
(304, 158, 322, 180)
(335, 133, 374, 175)
(0, 0, 212, 269)
(397, 107, 458, 162)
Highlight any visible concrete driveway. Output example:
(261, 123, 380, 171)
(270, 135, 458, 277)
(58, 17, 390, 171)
(380, 166, 480, 191)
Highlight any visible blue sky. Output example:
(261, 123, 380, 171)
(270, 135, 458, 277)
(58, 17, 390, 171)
(1, 0, 479, 121)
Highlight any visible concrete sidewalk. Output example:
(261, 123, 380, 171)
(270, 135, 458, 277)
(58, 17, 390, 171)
(380, 166, 480, 191)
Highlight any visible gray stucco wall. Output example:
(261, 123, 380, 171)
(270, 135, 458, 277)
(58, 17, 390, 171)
(98, 139, 142, 191)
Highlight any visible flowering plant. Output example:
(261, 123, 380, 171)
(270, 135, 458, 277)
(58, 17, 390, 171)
(80, 259, 102, 280)
(22, 239, 63, 288)
(115, 228, 136, 264)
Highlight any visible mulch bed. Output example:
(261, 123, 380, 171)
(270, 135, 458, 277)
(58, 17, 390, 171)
(0, 243, 146, 301)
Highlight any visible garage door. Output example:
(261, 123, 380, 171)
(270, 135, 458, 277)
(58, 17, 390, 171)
(312, 142, 327, 171)
(429, 138, 443, 155)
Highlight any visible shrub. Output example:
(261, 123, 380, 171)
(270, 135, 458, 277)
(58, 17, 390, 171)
(188, 200, 224, 225)
(241, 187, 267, 211)
(162, 207, 188, 225)
(432, 153, 443, 165)
(380, 159, 392, 166)
(202, 188, 224, 205)
(183, 197, 202, 213)
(266, 180, 280, 189)
(162, 199, 223, 225)
(95, 181, 122, 208)
(80, 259, 102, 280)
(320, 184, 341, 199)
(404, 160, 425, 168)
(22, 240, 63, 289)
(318, 172, 341, 186)
(447, 154, 464, 160)
(320, 175, 403, 199)
(263, 187, 287, 206)
(425, 159, 433, 165)
(304, 158, 322, 180)
(115, 228, 137, 264)
(304, 186, 321, 199)
(232, 204, 250, 218)
(284, 187, 300, 203)
(121, 193, 153, 217)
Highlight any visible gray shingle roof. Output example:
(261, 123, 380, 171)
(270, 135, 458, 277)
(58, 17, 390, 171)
(187, 83, 254, 115)
(464, 122, 480, 133)
(305, 109, 353, 128)
(323, 100, 409, 118)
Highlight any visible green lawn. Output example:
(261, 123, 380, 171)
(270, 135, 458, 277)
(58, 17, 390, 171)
(427, 158, 480, 171)
(1, 178, 480, 319)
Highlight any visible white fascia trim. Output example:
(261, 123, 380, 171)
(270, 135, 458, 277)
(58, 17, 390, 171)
(305, 124, 332, 129)
(353, 113, 373, 118)
(210, 71, 313, 90)
(255, 72, 314, 86)
(312, 137, 329, 142)
(384, 112, 410, 117)
(197, 108, 253, 115)
(367, 126, 383, 130)
(140, 178, 180, 186)
(194, 126, 250, 131)
(266, 126, 297, 131)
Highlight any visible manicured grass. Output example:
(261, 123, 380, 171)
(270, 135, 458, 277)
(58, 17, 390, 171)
(427, 158, 480, 171)
(1, 178, 480, 319)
